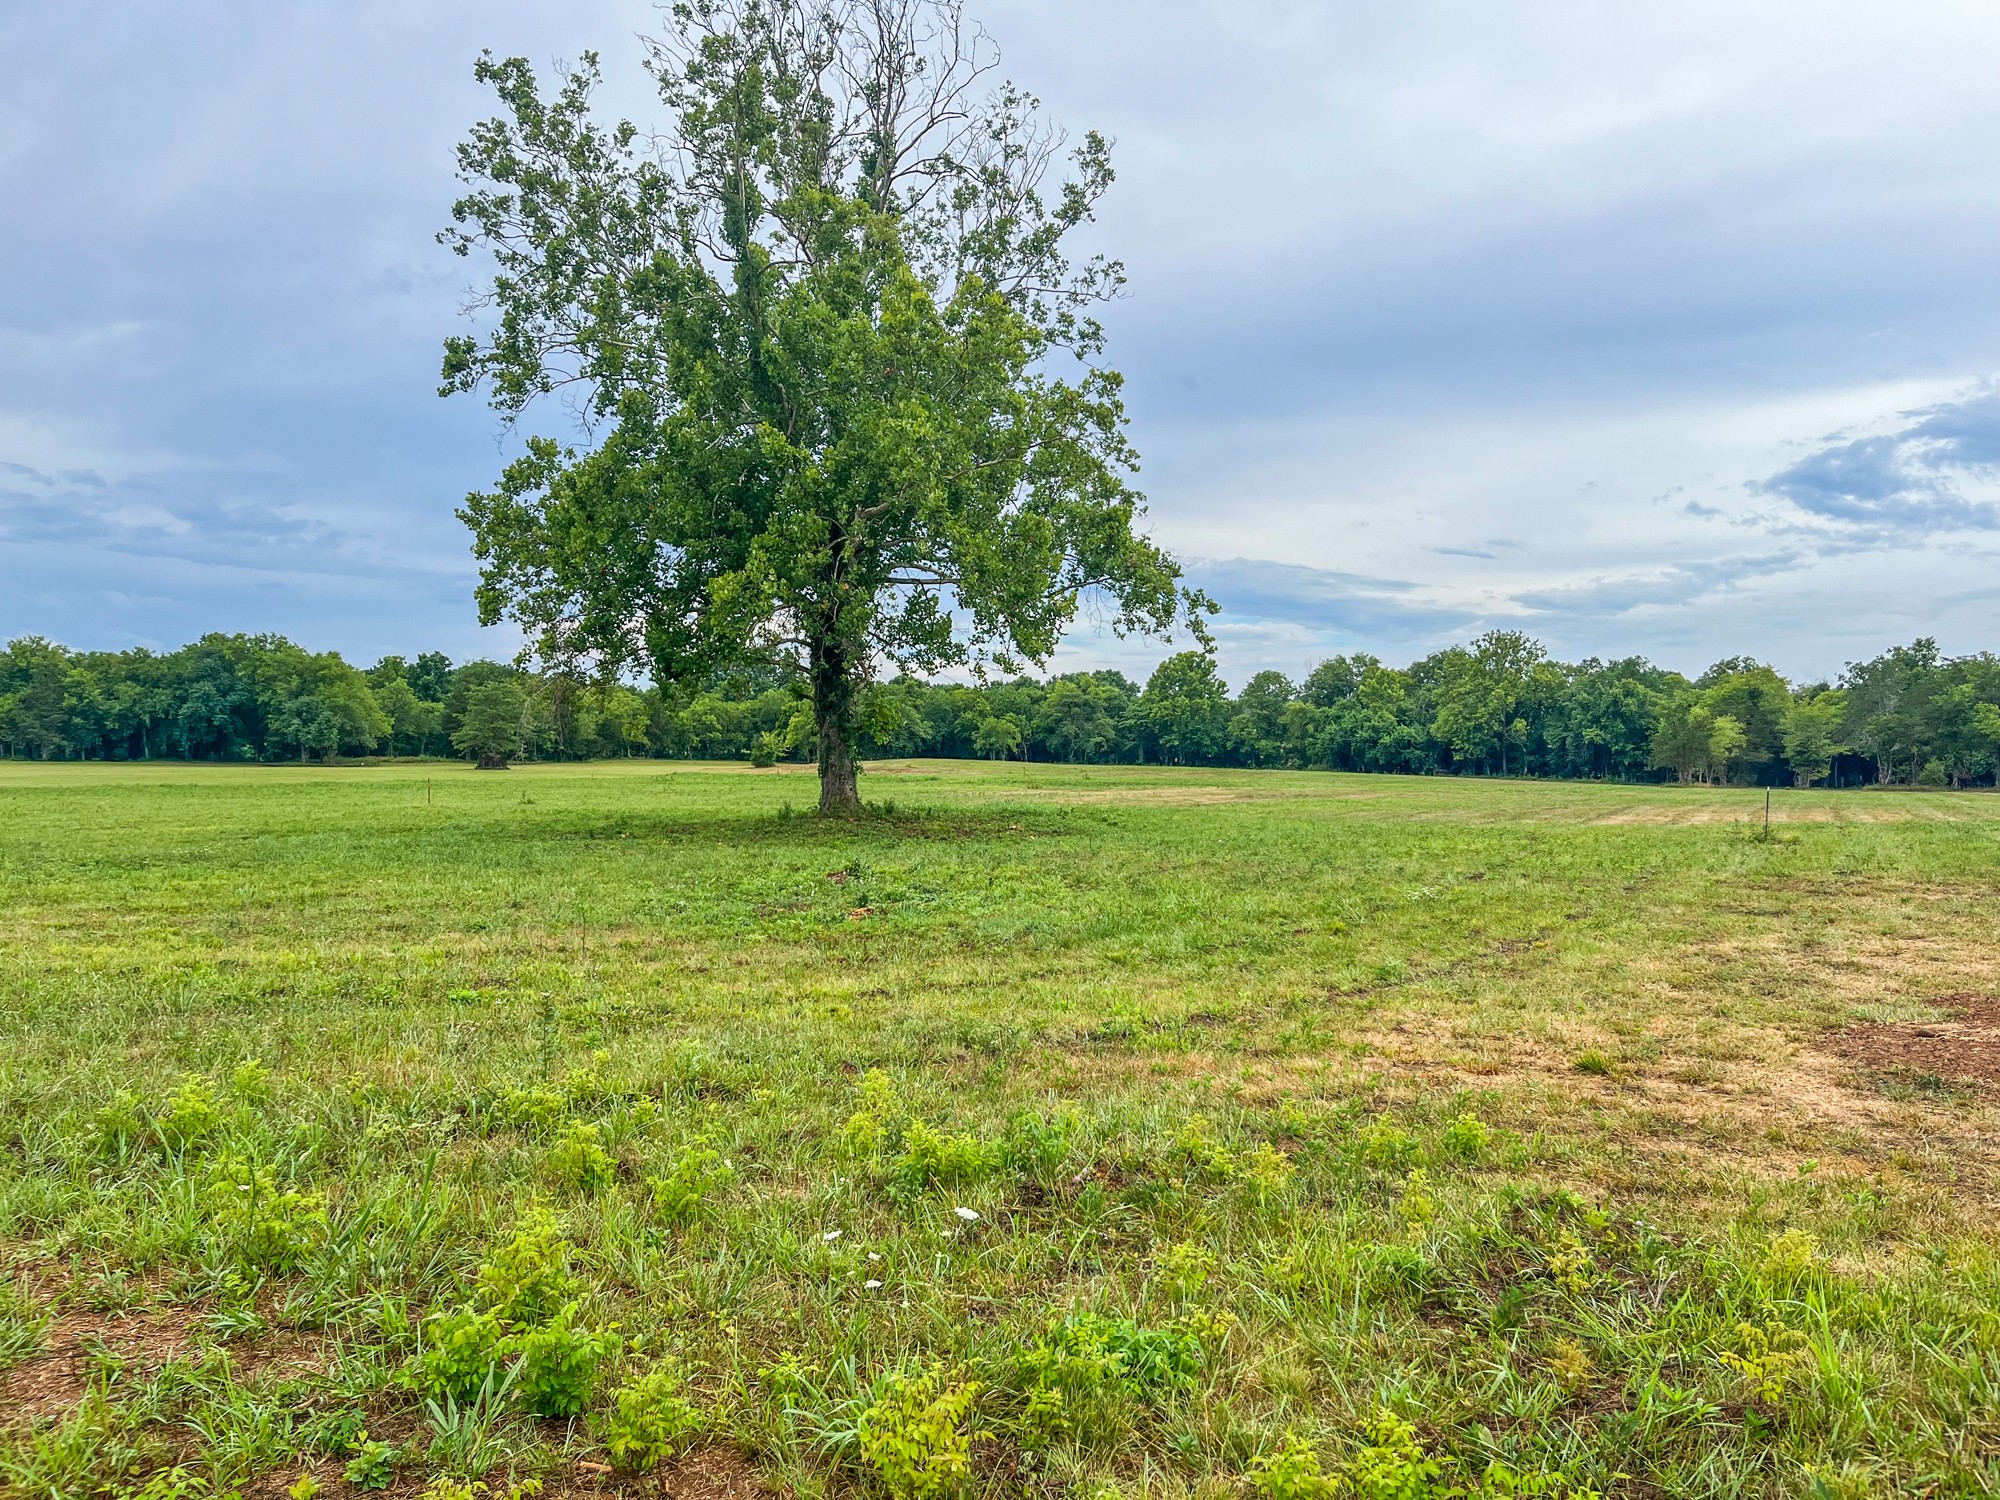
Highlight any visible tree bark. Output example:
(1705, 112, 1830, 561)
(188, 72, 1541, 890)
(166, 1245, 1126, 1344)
(812, 637, 862, 816)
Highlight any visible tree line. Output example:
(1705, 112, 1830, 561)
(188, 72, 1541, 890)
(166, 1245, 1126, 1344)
(4, 629, 1998, 788)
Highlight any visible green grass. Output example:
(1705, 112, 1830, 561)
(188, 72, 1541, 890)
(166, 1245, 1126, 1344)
(1, 759, 1998, 1499)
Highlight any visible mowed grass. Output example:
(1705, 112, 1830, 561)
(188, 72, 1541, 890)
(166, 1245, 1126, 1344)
(1, 759, 1998, 1499)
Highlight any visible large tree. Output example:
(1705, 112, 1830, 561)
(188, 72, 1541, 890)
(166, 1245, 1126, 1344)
(441, 0, 1201, 813)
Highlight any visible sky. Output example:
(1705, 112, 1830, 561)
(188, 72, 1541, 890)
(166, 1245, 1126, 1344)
(4, 1, 2000, 689)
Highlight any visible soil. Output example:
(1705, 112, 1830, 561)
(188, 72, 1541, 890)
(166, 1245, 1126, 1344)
(1822, 993, 2000, 1086)
(0, 1285, 330, 1430)
(531, 1448, 768, 1500)
(0, 1302, 200, 1425)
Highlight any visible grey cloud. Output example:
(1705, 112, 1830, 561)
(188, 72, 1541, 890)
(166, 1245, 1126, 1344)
(1432, 545, 1497, 560)
(2, 466, 363, 573)
(1184, 556, 1480, 641)
(1512, 550, 1804, 620)
(1753, 390, 2000, 533)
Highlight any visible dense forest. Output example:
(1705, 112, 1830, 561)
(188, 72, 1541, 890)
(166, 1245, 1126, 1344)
(3, 630, 1998, 788)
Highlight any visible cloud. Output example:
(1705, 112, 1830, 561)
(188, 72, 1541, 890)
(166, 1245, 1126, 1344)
(1753, 389, 2000, 533)
(0, 464, 334, 566)
(1183, 556, 1481, 642)
(1512, 550, 1804, 620)
(1431, 545, 1498, 559)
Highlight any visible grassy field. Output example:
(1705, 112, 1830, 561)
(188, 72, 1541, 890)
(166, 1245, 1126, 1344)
(1, 759, 1997, 1500)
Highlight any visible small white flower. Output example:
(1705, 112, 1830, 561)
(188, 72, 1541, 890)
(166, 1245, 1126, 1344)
(867, 1252, 882, 1262)
(864, 1279, 883, 1289)
(953, 1206, 980, 1222)
(822, 1229, 842, 1242)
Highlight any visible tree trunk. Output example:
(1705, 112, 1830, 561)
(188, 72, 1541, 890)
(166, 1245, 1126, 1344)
(812, 637, 862, 817)
(817, 710, 860, 814)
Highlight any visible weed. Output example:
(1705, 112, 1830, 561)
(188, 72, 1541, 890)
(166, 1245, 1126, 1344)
(92, 1088, 149, 1158)
(229, 1060, 272, 1104)
(1439, 1112, 1491, 1159)
(121, 1469, 240, 1500)
(886, 1118, 1001, 1202)
(342, 1434, 401, 1491)
(1358, 1243, 1434, 1301)
(546, 1121, 617, 1194)
(1717, 1319, 1808, 1405)
(1247, 1432, 1336, 1499)
(1397, 1168, 1438, 1232)
(513, 1303, 619, 1418)
(1762, 1227, 1822, 1282)
(206, 1156, 327, 1272)
(1548, 1337, 1592, 1390)
(647, 1143, 736, 1222)
(857, 1362, 987, 1500)
(496, 1085, 567, 1136)
(1356, 1118, 1417, 1171)
(1155, 1240, 1219, 1297)
(1239, 1141, 1296, 1200)
(598, 1366, 702, 1468)
(476, 1209, 576, 1324)
(1174, 1115, 1239, 1180)
(1341, 1409, 1446, 1499)
(417, 1306, 513, 1406)
(157, 1075, 224, 1151)
(1543, 1228, 1597, 1293)
(1025, 1311, 1213, 1398)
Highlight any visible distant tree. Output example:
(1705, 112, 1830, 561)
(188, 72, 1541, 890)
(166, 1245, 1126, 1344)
(0, 638, 71, 759)
(268, 695, 343, 762)
(441, 5, 1200, 814)
(1229, 670, 1295, 767)
(1782, 690, 1847, 787)
(1975, 701, 2000, 788)
(597, 685, 653, 757)
(1141, 652, 1230, 765)
(1929, 680, 1995, 788)
(1705, 714, 1747, 786)
(1301, 655, 1371, 707)
(408, 651, 455, 703)
(1695, 660, 1790, 782)
(453, 680, 526, 767)
(1428, 631, 1544, 774)
(1651, 697, 1711, 784)
(1036, 678, 1116, 762)
(1546, 659, 1674, 780)
(366, 655, 410, 690)
(1843, 638, 1944, 784)
(973, 715, 1023, 760)
(374, 676, 446, 755)
(375, 676, 421, 755)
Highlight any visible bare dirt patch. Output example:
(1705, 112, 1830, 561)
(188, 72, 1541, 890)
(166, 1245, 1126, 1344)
(653, 1448, 769, 1500)
(0, 1280, 329, 1430)
(1822, 993, 2000, 1087)
(0, 1303, 198, 1426)
(534, 1448, 769, 1500)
